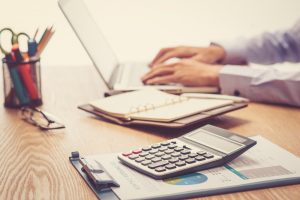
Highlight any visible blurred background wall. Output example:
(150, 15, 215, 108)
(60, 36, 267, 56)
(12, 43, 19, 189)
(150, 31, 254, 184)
(1, 0, 300, 67)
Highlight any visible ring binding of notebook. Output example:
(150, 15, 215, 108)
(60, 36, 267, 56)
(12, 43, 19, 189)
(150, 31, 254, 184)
(78, 103, 247, 128)
(78, 89, 248, 128)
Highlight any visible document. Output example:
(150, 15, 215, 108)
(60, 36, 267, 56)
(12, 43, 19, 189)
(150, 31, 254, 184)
(86, 136, 300, 200)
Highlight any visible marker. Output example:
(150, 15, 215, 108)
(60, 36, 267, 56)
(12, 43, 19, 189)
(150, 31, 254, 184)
(18, 58, 39, 100)
(11, 44, 24, 62)
(11, 42, 39, 100)
(5, 53, 30, 105)
(28, 38, 38, 57)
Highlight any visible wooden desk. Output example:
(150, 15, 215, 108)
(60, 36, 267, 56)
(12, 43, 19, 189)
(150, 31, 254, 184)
(1, 66, 300, 200)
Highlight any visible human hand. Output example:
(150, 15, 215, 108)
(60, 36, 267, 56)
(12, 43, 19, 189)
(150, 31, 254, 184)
(142, 59, 222, 87)
(150, 45, 226, 67)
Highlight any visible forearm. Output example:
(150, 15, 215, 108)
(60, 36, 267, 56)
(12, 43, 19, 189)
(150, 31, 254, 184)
(216, 20, 300, 65)
(219, 65, 300, 107)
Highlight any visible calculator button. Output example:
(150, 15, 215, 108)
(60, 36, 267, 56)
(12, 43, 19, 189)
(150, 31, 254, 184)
(169, 157, 179, 163)
(175, 161, 186, 167)
(149, 149, 159, 154)
(155, 152, 165, 157)
(148, 161, 168, 169)
(179, 155, 189, 160)
(195, 155, 205, 161)
(152, 144, 161, 149)
(185, 158, 196, 164)
(159, 146, 168, 152)
(135, 157, 145, 163)
(181, 149, 191, 155)
(203, 153, 214, 159)
(145, 154, 155, 160)
(151, 157, 162, 163)
(148, 163, 158, 169)
(165, 149, 174, 154)
(197, 150, 207, 155)
(162, 155, 171, 160)
(142, 146, 152, 151)
(183, 145, 191, 149)
(132, 149, 142, 154)
(139, 152, 149, 157)
(122, 152, 132, 156)
(168, 144, 177, 149)
(174, 147, 184, 152)
(171, 141, 177, 144)
(141, 160, 152, 166)
(189, 153, 198, 158)
(161, 141, 170, 146)
(171, 152, 181, 157)
(155, 167, 166, 172)
(165, 164, 176, 170)
(129, 154, 139, 160)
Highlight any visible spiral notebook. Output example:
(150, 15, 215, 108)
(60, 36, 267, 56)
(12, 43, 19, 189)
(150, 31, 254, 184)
(89, 89, 234, 122)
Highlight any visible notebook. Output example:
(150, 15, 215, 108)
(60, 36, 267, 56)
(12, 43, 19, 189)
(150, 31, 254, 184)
(89, 89, 233, 122)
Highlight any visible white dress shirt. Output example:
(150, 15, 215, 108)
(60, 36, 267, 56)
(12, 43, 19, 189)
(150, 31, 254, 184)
(218, 20, 300, 106)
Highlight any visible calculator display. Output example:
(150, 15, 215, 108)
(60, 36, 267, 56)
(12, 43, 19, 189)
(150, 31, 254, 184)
(185, 130, 243, 154)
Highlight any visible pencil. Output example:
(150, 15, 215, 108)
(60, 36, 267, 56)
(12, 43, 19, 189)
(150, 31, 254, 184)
(33, 28, 39, 39)
(36, 29, 55, 57)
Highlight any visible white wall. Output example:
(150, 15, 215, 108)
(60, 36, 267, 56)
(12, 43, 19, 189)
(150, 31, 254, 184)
(1, 0, 300, 66)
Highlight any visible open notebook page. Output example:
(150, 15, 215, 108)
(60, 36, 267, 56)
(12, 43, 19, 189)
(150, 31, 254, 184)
(90, 89, 233, 122)
(130, 98, 233, 122)
(89, 89, 181, 118)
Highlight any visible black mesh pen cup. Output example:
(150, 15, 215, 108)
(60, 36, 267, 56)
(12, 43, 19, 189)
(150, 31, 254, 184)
(2, 57, 42, 108)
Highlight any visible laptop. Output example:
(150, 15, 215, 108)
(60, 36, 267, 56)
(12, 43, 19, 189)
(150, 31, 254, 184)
(58, 0, 218, 94)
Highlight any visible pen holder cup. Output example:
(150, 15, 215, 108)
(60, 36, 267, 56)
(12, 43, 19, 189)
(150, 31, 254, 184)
(2, 58, 42, 108)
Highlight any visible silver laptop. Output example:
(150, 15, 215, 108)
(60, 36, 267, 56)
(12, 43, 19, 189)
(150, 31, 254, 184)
(58, 0, 218, 94)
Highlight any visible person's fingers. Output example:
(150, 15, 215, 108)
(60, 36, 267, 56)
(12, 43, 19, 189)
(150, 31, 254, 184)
(145, 74, 178, 85)
(150, 47, 174, 67)
(152, 49, 189, 66)
(142, 65, 176, 82)
(143, 62, 177, 79)
(191, 54, 216, 64)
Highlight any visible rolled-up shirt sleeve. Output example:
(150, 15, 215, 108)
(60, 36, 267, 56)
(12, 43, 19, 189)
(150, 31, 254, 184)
(216, 20, 300, 65)
(219, 65, 300, 107)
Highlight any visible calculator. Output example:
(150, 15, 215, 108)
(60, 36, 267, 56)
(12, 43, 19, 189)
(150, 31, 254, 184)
(118, 125, 256, 179)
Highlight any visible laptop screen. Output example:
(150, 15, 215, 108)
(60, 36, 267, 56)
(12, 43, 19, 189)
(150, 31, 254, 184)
(58, 0, 119, 87)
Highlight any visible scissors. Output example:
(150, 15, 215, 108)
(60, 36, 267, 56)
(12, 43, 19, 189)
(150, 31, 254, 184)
(0, 27, 30, 55)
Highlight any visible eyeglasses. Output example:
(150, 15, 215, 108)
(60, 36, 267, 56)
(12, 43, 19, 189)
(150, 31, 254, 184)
(20, 107, 65, 130)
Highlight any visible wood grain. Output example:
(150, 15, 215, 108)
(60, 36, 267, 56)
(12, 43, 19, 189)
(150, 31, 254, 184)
(0, 66, 299, 200)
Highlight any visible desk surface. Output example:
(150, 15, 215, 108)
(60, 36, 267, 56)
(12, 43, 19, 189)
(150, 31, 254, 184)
(0, 66, 300, 200)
